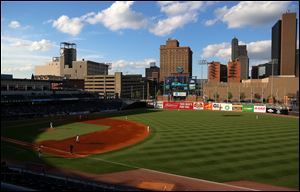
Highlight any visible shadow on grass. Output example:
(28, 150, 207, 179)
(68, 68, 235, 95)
(223, 114, 242, 117)
(1, 108, 159, 165)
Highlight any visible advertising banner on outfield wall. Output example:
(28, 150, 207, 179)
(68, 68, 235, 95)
(266, 108, 288, 115)
(232, 105, 243, 112)
(212, 103, 221, 110)
(163, 102, 179, 109)
(242, 105, 254, 112)
(179, 102, 193, 110)
(163, 102, 193, 110)
(254, 105, 266, 113)
(193, 102, 204, 110)
(221, 103, 233, 111)
(204, 103, 212, 110)
(155, 101, 163, 109)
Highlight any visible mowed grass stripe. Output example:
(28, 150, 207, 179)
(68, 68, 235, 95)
(99, 110, 298, 188)
(35, 123, 109, 142)
(2, 109, 298, 189)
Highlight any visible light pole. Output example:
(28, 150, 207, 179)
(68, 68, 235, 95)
(154, 84, 157, 101)
(142, 84, 144, 100)
(131, 85, 133, 99)
(251, 86, 253, 103)
(227, 84, 229, 103)
(238, 83, 240, 103)
(198, 59, 209, 100)
(261, 86, 264, 103)
(271, 59, 278, 103)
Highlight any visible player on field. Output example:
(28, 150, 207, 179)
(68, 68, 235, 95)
(70, 145, 74, 154)
(76, 135, 80, 143)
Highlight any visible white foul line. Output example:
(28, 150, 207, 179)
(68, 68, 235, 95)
(86, 156, 259, 191)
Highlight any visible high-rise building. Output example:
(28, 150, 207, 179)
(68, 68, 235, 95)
(85, 72, 146, 99)
(296, 49, 299, 77)
(160, 38, 192, 82)
(145, 62, 160, 80)
(145, 62, 160, 99)
(228, 59, 241, 83)
(35, 42, 109, 79)
(231, 37, 249, 80)
(60, 42, 77, 68)
(272, 20, 281, 75)
(208, 61, 227, 82)
(231, 37, 239, 61)
(272, 12, 297, 75)
(239, 55, 249, 80)
(251, 66, 259, 79)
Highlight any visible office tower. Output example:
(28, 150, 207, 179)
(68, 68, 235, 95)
(231, 37, 239, 61)
(231, 37, 249, 80)
(208, 61, 227, 82)
(272, 12, 297, 75)
(227, 59, 241, 83)
(160, 38, 192, 82)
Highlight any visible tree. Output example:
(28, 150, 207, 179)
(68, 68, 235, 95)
(254, 93, 261, 100)
(213, 93, 219, 101)
(156, 89, 161, 97)
(135, 90, 141, 99)
(240, 92, 246, 100)
(228, 92, 233, 100)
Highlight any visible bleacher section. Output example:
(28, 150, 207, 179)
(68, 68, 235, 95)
(1, 93, 122, 120)
(1, 162, 143, 191)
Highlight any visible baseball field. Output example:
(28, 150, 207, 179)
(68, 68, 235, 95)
(1, 109, 299, 190)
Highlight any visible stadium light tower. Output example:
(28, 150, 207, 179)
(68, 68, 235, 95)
(198, 59, 209, 98)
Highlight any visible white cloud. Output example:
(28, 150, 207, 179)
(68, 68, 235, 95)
(85, 1, 148, 31)
(50, 1, 215, 36)
(52, 15, 84, 36)
(1, 36, 55, 78)
(8, 20, 21, 28)
(30, 39, 53, 51)
(150, 1, 205, 36)
(201, 40, 272, 66)
(2, 64, 34, 73)
(247, 40, 271, 60)
(205, 6, 227, 26)
(2, 36, 54, 52)
(150, 13, 198, 36)
(201, 42, 231, 60)
(109, 58, 156, 75)
(206, 1, 292, 28)
(158, 1, 204, 16)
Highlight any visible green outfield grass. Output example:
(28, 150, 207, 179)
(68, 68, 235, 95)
(1, 109, 299, 189)
(35, 123, 109, 142)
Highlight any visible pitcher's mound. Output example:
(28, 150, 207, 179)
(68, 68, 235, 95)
(137, 181, 175, 191)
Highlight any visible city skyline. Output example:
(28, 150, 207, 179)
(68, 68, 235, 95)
(1, 1, 299, 79)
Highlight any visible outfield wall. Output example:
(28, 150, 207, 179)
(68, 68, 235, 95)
(156, 101, 289, 115)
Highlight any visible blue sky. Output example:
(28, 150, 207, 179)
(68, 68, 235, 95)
(1, 1, 299, 79)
